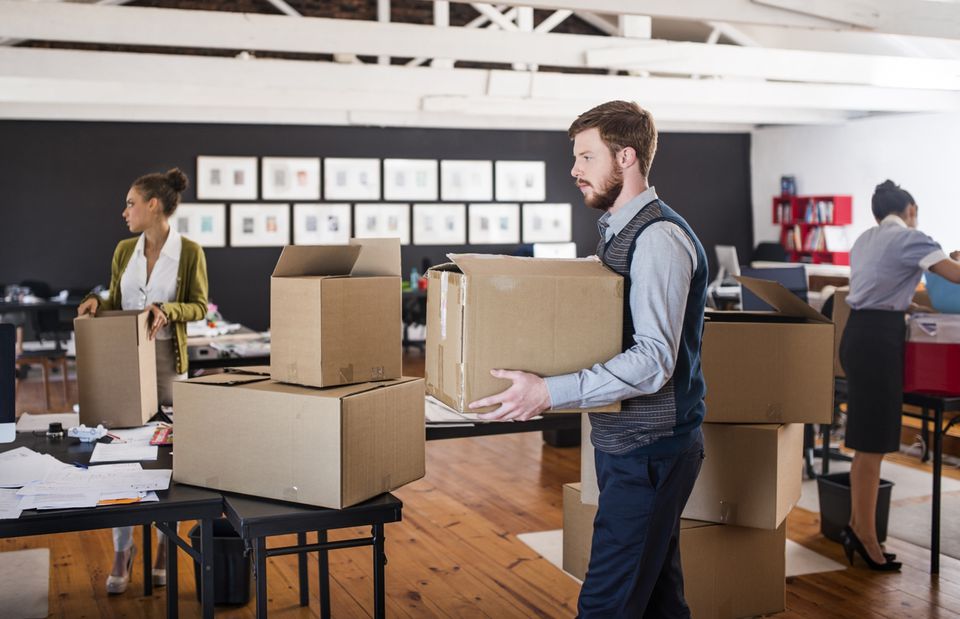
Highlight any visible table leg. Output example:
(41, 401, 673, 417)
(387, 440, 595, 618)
(932, 404, 943, 574)
(297, 532, 309, 607)
(200, 519, 215, 619)
(166, 521, 178, 619)
(143, 524, 152, 596)
(318, 530, 330, 619)
(822, 423, 832, 476)
(373, 524, 385, 619)
(922, 407, 931, 463)
(255, 537, 268, 619)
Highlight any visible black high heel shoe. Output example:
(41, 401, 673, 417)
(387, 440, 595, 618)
(842, 526, 901, 572)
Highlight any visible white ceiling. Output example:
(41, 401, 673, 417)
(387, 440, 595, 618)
(2, 0, 960, 131)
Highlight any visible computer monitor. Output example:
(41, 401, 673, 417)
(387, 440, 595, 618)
(739, 266, 808, 311)
(714, 245, 741, 284)
(0, 324, 15, 442)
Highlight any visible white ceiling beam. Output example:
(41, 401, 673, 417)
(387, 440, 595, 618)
(440, 0, 960, 40)
(4, 47, 958, 117)
(377, 0, 390, 66)
(534, 10, 572, 34)
(470, 3, 518, 31)
(574, 11, 619, 37)
(586, 41, 960, 90)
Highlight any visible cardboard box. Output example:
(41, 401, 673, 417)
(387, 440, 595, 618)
(270, 238, 402, 389)
(425, 254, 622, 413)
(563, 483, 786, 619)
(74, 310, 157, 428)
(172, 368, 425, 508)
(682, 423, 802, 530)
(702, 276, 834, 424)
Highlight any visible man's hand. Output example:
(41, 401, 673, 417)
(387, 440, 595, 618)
(147, 304, 169, 340)
(468, 369, 552, 421)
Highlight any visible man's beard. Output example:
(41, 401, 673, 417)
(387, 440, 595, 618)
(583, 166, 623, 212)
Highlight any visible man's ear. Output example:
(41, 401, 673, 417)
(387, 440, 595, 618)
(619, 146, 637, 169)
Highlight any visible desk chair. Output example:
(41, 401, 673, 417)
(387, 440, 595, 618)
(752, 242, 788, 263)
(13, 326, 68, 412)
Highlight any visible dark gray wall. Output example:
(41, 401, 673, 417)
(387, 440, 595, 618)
(0, 121, 752, 330)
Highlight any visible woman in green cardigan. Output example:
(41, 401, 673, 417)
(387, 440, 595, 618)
(77, 167, 208, 594)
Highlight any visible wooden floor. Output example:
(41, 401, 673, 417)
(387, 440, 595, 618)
(8, 358, 960, 618)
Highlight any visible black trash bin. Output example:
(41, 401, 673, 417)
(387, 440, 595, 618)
(188, 518, 252, 606)
(817, 472, 894, 544)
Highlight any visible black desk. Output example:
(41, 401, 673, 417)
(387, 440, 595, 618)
(831, 378, 960, 574)
(223, 492, 402, 619)
(0, 299, 80, 315)
(426, 412, 580, 440)
(0, 433, 223, 618)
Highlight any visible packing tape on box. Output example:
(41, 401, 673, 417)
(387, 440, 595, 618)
(370, 366, 385, 380)
(719, 500, 738, 524)
(339, 364, 355, 384)
(439, 271, 450, 340)
(283, 486, 299, 502)
(765, 404, 783, 421)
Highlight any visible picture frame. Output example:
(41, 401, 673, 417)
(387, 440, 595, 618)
(412, 203, 467, 245)
(171, 203, 227, 248)
(441, 160, 493, 202)
(293, 203, 351, 245)
(384, 159, 439, 201)
(262, 157, 321, 200)
(354, 203, 410, 245)
(196, 156, 258, 200)
(229, 203, 291, 247)
(522, 203, 572, 243)
(468, 203, 520, 245)
(323, 158, 381, 200)
(533, 242, 578, 259)
(495, 160, 546, 202)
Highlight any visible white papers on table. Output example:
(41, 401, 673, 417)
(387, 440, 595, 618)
(0, 447, 71, 488)
(18, 491, 101, 511)
(0, 489, 23, 519)
(107, 424, 158, 444)
(90, 442, 158, 463)
(18, 463, 171, 495)
(15, 412, 80, 433)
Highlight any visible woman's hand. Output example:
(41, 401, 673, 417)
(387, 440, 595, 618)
(147, 303, 169, 340)
(77, 297, 99, 316)
(950, 250, 960, 262)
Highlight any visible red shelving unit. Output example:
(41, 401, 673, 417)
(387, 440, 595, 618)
(772, 195, 852, 265)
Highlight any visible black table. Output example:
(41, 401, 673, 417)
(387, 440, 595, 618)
(223, 492, 402, 619)
(0, 299, 80, 314)
(0, 433, 223, 617)
(832, 378, 960, 574)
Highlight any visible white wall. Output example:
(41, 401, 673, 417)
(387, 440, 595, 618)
(751, 112, 960, 255)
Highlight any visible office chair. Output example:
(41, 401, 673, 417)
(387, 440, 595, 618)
(739, 266, 807, 311)
(752, 242, 788, 263)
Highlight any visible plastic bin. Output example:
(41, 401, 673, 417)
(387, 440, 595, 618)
(188, 518, 252, 606)
(817, 472, 894, 544)
(926, 272, 960, 314)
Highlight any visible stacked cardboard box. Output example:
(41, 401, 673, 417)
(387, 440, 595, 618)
(174, 238, 427, 509)
(568, 277, 835, 617)
(424, 254, 623, 413)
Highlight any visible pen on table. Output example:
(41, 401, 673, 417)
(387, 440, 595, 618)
(72, 462, 88, 469)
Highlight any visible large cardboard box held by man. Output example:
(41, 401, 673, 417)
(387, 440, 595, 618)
(271, 238, 402, 389)
(702, 276, 834, 424)
(425, 254, 622, 413)
(172, 368, 425, 508)
(563, 483, 786, 619)
(74, 310, 157, 428)
(682, 423, 803, 530)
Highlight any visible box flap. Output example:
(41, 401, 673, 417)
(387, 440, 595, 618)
(328, 376, 421, 400)
(447, 253, 614, 278)
(225, 366, 271, 376)
(272, 245, 361, 277)
(736, 276, 830, 323)
(349, 238, 401, 277)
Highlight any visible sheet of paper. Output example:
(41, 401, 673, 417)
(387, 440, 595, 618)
(18, 490, 101, 511)
(108, 424, 160, 444)
(0, 449, 71, 488)
(15, 412, 80, 433)
(89, 443, 158, 463)
(0, 488, 23, 519)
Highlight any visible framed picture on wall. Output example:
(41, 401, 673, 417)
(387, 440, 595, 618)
(468, 203, 520, 245)
(229, 203, 290, 247)
(196, 156, 258, 200)
(522, 203, 572, 243)
(384, 159, 439, 201)
(262, 157, 321, 200)
(354, 204, 410, 245)
(495, 160, 546, 202)
(412, 203, 466, 245)
(533, 242, 578, 258)
(323, 158, 381, 200)
(441, 160, 493, 202)
(171, 203, 226, 247)
(293, 203, 351, 245)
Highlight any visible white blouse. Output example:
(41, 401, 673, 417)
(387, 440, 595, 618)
(119, 228, 182, 340)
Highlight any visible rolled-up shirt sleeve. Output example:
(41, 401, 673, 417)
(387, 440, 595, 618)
(545, 221, 697, 409)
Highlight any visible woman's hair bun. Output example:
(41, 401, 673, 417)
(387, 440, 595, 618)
(165, 167, 189, 193)
(875, 179, 899, 193)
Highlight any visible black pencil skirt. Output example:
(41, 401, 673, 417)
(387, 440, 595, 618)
(839, 309, 906, 454)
